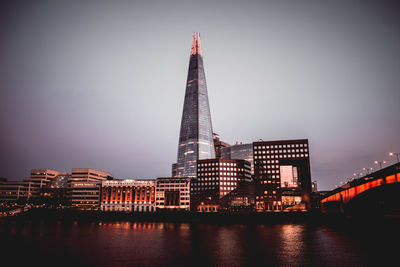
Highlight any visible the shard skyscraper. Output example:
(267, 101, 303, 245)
(173, 33, 215, 178)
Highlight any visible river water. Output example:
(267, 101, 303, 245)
(1, 217, 398, 266)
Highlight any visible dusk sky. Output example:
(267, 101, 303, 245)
(1, 0, 399, 190)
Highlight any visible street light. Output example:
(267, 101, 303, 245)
(389, 152, 400, 163)
(362, 167, 373, 175)
(374, 160, 386, 169)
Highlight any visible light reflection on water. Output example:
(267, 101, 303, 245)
(1, 220, 399, 266)
(278, 224, 305, 266)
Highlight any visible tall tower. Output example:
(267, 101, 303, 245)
(173, 33, 215, 178)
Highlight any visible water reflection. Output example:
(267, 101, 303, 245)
(1, 219, 399, 266)
(277, 224, 305, 266)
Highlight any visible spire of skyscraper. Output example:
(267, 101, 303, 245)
(191, 32, 202, 56)
(173, 33, 215, 178)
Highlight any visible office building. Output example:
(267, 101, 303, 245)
(253, 139, 312, 211)
(101, 179, 155, 212)
(0, 180, 33, 202)
(69, 168, 112, 183)
(155, 177, 190, 210)
(68, 168, 112, 210)
(68, 182, 101, 210)
(221, 142, 254, 176)
(173, 33, 215, 178)
(23, 169, 67, 198)
(40, 173, 71, 206)
(191, 158, 252, 210)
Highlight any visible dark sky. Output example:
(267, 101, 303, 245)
(0, 0, 399, 190)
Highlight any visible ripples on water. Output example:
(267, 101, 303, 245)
(1, 219, 399, 266)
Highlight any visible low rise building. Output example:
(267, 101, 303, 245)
(69, 168, 112, 183)
(24, 169, 67, 199)
(0, 169, 67, 203)
(68, 182, 101, 210)
(0, 180, 33, 202)
(101, 179, 155, 212)
(67, 168, 112, 210)
(155, 177, 190, 210)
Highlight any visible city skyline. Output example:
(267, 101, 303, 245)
(1, 0, 400, 190)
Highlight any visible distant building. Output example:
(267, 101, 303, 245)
(191, 158, 252, 211)
(221, 142, 254, 176)
(24, 169, 67, 198)
(0, 180, 33, 202)
(312, 181, 318, 193)
(68, 168, 112, 210)
(253, 139, 312, 211)
(155, 177, 190, 210)
(68, 182, 101, 210)
(213, 133, 230, 159)
(40, 173, 71, 206)
(101, 179, 155, 212)
(171, 163, 178, 177)
(0, 170, 70, 204)
(69, 168, 112, 183)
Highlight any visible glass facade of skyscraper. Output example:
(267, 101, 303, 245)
(175, 33, 215, 178)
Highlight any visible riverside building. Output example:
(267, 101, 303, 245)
(0, 180, 33, 202)
(191, 158, 252, 211)
(69, 168, 112, 183)
(101, 179, 155, 212)
(68, 168, 112, 210)
(68, 182, 101, 210)
(155, 177, 190, 210)
(0, 169, 67, 202)
(253, 139, 312, 211)
(24, 169, 67, 198)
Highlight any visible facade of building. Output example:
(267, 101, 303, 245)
(155, 177, 190, 210)
(253, 139, 312, 211)
(101, 179, 155, 212)
(23, 169, 67, 198)
(0, 170, 70, 204)
(69, 168, 112, 183)
(191, 158, 252, 210)
(40, 174, 71, 206)
(0, 180, 33, 202)
(213, 133, 230, 159)
(173, 33, 215, 178)
(221, 142, 254, 176)
(68, 168, 112, 210)
(68, 182, 101, 210)
(219, 181, 255, 211)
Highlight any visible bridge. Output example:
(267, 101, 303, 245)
(321, 162, 400, 214)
